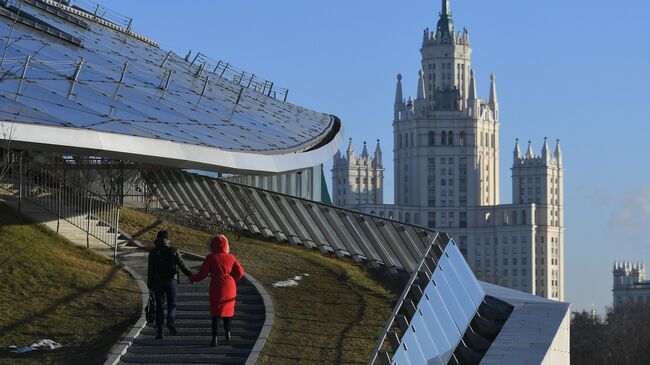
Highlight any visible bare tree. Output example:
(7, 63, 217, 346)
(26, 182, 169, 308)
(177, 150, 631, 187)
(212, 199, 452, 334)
(571, 303, 650, 365)
(0, 122, 16, 183)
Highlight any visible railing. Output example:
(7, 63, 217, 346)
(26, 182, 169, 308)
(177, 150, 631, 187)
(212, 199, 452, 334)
(187, 52, 290, 102)
(51, 0, 133, 30)
(0, 151, 121, 261)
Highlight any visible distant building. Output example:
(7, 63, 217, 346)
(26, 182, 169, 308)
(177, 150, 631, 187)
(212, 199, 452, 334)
(331, 139, 384, 207)
(332, 0, 565, 301)
(613, 261, 650, 307)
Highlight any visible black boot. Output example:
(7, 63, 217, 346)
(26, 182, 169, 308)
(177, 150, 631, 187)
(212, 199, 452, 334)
(225, 331, 231, 342)
(167, 324, 177, 336)
(209, 336, 217, 347)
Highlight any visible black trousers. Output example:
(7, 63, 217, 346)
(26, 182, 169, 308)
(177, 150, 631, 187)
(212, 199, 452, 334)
(212, 316, 232, 336)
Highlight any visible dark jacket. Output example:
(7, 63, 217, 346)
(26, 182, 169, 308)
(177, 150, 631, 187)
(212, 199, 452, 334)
(147, 237, 192, 288)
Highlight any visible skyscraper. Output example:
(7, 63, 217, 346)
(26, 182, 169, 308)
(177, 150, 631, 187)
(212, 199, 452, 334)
(332, 0, 565, 300)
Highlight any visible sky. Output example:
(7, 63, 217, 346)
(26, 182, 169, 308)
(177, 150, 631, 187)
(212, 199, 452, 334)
(104, 0, 650, 312)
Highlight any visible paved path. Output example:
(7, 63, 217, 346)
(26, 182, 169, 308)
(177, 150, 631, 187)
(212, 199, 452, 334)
(0, 190, 270, 365)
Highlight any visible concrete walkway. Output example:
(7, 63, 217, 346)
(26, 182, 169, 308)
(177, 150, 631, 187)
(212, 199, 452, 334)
(0, 190, 271, 365)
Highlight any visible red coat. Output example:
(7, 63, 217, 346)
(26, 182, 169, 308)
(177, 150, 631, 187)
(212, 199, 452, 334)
(190, 235, 245, 317)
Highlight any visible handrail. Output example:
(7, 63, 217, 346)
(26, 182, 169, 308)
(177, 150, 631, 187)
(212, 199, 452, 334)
(0, 150, 121, 261)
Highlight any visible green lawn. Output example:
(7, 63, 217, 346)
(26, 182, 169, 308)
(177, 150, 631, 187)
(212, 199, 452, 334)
(120, 208, 400, 364)
(0, 204, 141, 365)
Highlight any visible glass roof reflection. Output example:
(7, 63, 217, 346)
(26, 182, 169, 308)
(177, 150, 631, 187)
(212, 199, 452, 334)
(0, 1, 335, 153)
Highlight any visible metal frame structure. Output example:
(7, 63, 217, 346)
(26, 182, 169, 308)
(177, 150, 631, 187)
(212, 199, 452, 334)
(144, 168, 439, 274)
(0, 151, 121, 260)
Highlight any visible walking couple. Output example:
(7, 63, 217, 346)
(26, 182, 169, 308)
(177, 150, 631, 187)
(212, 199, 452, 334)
(147, 230, 245, 347)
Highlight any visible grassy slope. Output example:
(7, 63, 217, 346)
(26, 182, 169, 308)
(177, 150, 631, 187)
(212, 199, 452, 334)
(0, 204, 141, 365)
(120, 208, 399, 364)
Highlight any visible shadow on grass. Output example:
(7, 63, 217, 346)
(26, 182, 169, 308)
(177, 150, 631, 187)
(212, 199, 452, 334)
(0, 315, 139, 365)
(0, 265, 120, 336)
(128, 219, 164, 241)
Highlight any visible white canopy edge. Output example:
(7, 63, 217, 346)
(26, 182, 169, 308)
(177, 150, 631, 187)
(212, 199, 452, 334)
(1, 120, 344, 175)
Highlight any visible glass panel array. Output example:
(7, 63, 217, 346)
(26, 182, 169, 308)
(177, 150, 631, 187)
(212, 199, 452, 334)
(373, 240, 486, 365)
(0, 1, 334, 153)
(143, 168, 438, 273)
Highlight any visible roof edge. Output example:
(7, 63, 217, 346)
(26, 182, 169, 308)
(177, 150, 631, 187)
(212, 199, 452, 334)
(1, 119, 344, 175)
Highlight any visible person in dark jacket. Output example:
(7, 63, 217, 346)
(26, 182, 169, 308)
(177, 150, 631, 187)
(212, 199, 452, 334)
(147, 230, 192, 339)
(190, 235, 245, 347)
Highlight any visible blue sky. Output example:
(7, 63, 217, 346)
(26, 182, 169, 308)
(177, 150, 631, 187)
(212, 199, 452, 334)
(106, 0, 650, 312)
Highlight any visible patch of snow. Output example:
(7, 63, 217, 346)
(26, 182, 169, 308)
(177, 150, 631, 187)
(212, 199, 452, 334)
(8, 339, 62, 353)
(30, 339, 62, 350)
(271, 273, 309, 288)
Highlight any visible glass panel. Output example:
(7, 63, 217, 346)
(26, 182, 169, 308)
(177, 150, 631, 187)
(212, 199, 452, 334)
(409, 308, 446, 365)
(432, 266, 470, 330)
(445, 240, 485, 306)
(438, 254, 476, 320)
(422, 280, 462, 347)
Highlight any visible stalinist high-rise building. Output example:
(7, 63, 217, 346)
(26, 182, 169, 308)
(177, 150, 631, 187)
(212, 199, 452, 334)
(332, 0, 565, 300)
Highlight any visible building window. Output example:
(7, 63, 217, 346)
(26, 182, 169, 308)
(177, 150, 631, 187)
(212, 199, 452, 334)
(459, 131, 466, 146)
(428, 131, 435, 146)
(448, 131, 454, 145)
(459, 212, 467, 228)
(441, 131, 447, 145)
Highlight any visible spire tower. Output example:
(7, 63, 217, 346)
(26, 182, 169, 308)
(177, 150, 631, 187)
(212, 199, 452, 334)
(514, 139, 521, 160)
(437, 0, 454, 39)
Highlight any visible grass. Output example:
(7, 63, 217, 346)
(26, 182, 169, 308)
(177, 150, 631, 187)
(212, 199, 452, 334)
(120, 208, 401, 364)
(0, 203, 141, 365)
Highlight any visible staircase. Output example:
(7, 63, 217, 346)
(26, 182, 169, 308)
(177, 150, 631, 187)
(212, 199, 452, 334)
(117, 251, 267, 365)
(0, 157, 272, 365)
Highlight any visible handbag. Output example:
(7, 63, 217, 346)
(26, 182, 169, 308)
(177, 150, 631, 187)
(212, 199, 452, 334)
(145, 293, 156, 324)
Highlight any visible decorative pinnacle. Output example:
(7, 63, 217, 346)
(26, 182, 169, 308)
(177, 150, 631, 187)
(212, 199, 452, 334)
(397, 73, 402, 81)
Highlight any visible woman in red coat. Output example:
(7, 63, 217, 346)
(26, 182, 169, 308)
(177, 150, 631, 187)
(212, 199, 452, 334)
(190, 235, 245, 347)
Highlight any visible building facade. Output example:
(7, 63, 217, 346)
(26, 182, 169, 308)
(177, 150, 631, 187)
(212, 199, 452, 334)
(332, 0, 565, 300)
(331, 139, 384, 207)
(613, 261, 650, 307)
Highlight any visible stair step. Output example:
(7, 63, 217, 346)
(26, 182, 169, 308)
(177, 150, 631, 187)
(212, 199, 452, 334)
(173, 314, 264, 321)
(177, 294, 260, 302)
(127, 347, 250, 355)
(162, 320, 262, 329)
(140, 328, 260, 338)
(132, 338, 255, 347)
(120, 355, 246, 364)
(175, 304, 263, 311)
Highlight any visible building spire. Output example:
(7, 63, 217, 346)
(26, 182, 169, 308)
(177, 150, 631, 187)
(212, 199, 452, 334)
(374, 139, 382, 166)
(361, 141, 369, 158)
(442, 0, 451, 17)
(514, 139, 521, 160)
(542, 137, 550, 162)
(417, 69, 426, 100)
(346, 138, 355, 159)
(394, 74, 404, 121)
(554, 139, 563, 167)
(395, 73, 404, 105)
(437, 0, 454, 39)
(526, 140, 534, 158)
(489, 73, 498, 109)
(468, 69, 477, 100)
